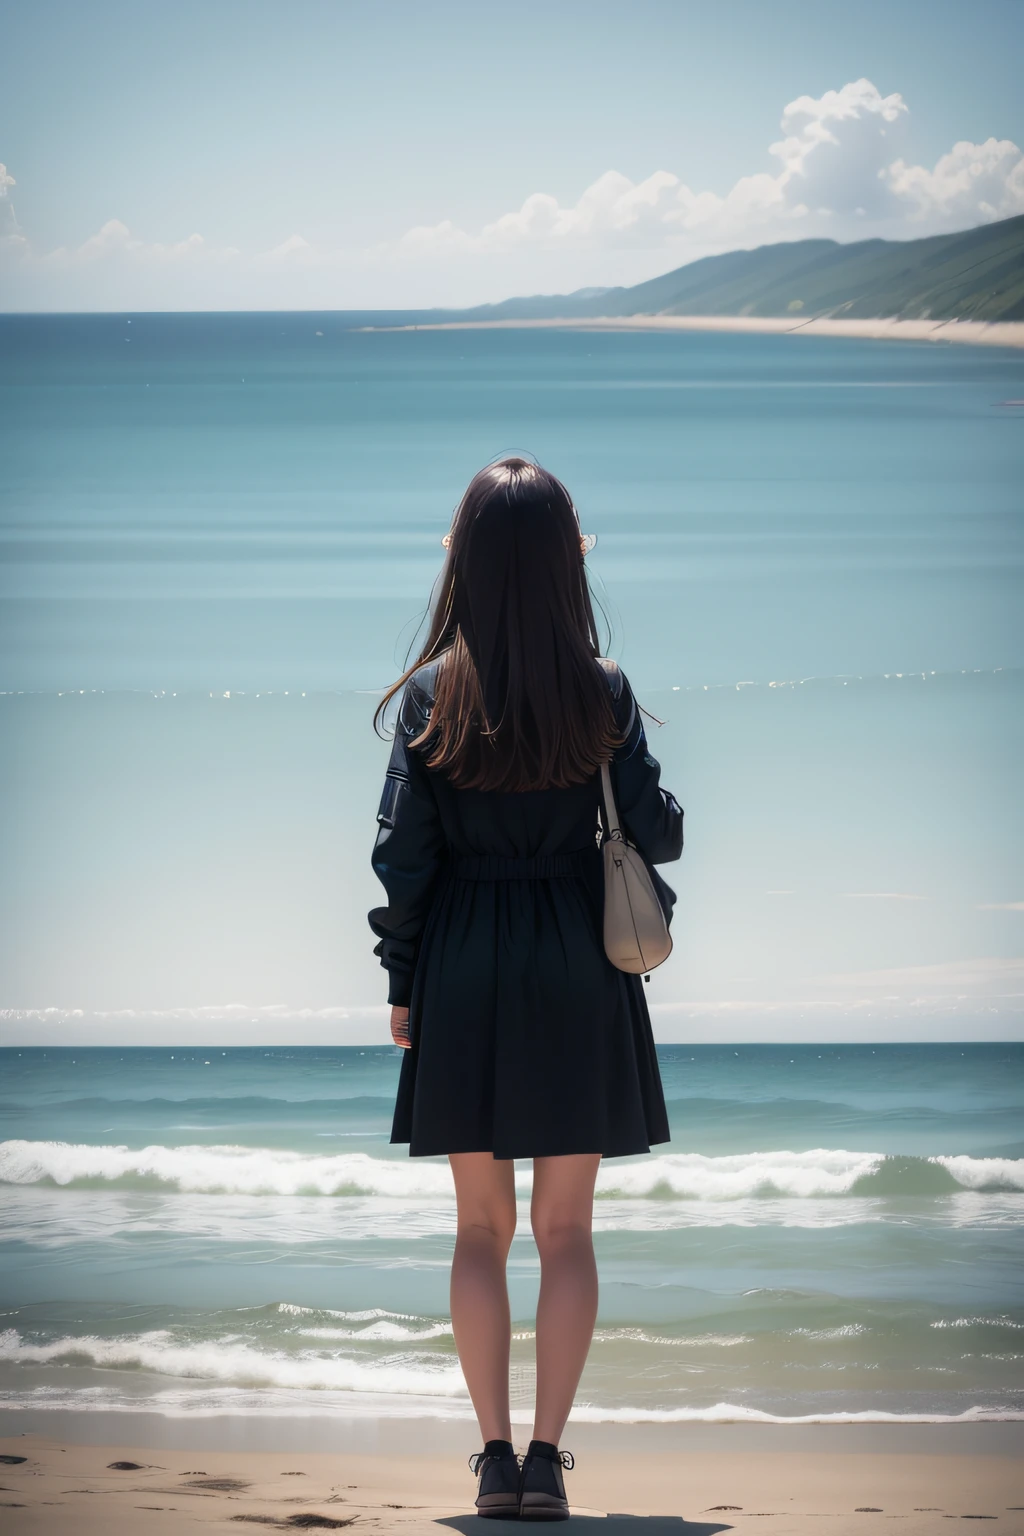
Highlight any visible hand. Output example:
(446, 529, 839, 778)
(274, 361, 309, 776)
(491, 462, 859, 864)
(390, 1005, 411, 1049)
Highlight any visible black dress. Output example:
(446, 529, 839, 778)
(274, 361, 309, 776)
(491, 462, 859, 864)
(368, 658, 684, 1160)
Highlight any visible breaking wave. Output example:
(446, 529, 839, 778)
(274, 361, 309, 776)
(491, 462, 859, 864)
(0, 1327, 466, 1396)
(2, 1140, 1022, 1199)
(0, 1377, 1018, 1425)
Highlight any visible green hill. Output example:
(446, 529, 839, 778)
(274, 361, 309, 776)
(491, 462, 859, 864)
(462, 214, 1024, 324)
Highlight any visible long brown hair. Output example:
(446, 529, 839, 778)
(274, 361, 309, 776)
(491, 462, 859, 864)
(373, 457, 626, 792)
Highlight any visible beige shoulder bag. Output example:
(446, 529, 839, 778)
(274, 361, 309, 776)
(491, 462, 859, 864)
(600, 761, 673, 975)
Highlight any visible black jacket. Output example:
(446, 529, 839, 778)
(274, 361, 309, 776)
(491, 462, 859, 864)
(369, 657, 683, 1006)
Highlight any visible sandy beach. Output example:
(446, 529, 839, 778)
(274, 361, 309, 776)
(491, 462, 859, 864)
(364, 314, 1024, 350)
(2, 1421, 1022, 1535)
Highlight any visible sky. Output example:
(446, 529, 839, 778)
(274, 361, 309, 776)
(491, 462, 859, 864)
(2, 0, 1024, 310)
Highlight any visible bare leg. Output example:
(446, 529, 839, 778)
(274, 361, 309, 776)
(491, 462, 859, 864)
(448, 1151, 518, 1445)
(530, 1153, 601, 1445)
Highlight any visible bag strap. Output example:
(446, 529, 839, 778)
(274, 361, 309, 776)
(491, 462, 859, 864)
(596, 659, 634, 843)
(600, 761, 623, 841)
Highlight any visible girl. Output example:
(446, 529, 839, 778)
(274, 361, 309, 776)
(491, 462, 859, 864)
(369, 457, 683, 1519)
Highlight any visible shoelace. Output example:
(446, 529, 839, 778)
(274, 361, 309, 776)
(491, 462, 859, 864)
(521, 1448, 575, 1471)
(468, 1449, 523, 1476)
(469, 1447, 574, 1475)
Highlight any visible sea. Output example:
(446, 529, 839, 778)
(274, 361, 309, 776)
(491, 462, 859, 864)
(0, 314, 1022, 1427)
(0, 1044, 1022, 1425)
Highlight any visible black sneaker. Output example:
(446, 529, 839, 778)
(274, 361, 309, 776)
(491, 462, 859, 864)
(517, 1440, 574, 1521)
(469, 1440, 521, 1519)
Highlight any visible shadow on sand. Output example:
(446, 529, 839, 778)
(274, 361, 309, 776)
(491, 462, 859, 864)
(438, 1518, 733, 1534)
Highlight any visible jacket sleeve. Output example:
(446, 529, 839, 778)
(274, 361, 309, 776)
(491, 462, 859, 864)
(368, 677, 447, 1007)
(606, 666, 684, 865)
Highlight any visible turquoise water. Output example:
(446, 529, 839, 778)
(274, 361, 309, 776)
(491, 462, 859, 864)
(1, 1045, 1022, 1423)
(1, 316, 1022, 1021)
(0, 316, 1022, 1424)
(2, 315, 1022, 692)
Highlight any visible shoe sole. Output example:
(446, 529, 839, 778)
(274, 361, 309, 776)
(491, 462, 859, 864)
(519, 1492, 570, 1521)
(476, 1493, 521, 1519)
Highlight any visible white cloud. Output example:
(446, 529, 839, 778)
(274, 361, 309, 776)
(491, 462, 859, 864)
(3, 79, 1023, 308)
(70, 217, 134, 261)
(0, 210, 248, 307)
(398, 163, 790, 256)
(978, 900, 1024, 911)
(30, 217, 240, 268)
(885, 137, 1024, 224)
(0, 200, 326, 281)
(770, 78, 909, 217)
(394, 77, 1024, 261)
(252, 232, 314, 266)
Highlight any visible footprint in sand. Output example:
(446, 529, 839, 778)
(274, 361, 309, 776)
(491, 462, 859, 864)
(282, 1521, 357, 1531)
(183, 1477, 251, 1492)
(230, 1518, 356, 1530)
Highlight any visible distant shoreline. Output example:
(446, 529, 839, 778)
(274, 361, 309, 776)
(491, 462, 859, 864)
(360, 313, 1024, 349)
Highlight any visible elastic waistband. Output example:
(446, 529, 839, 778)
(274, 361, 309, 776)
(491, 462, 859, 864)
(450, 846, 599, 881)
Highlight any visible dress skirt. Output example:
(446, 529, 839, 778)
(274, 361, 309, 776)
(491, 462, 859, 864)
(370, 655, 683, 1163)
(390, 846, 671, 1159)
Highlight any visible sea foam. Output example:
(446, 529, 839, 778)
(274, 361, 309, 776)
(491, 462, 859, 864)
(1, 1140, 1023, 1198)
(0, 1328, 466, 1396)
(0, 1379, 1018, 1426)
